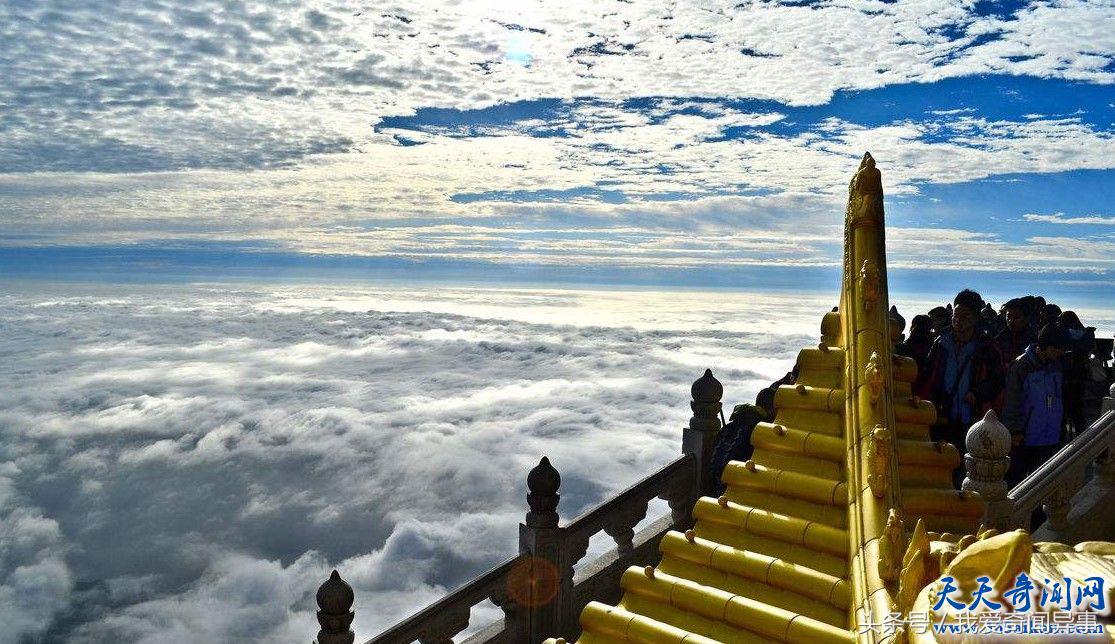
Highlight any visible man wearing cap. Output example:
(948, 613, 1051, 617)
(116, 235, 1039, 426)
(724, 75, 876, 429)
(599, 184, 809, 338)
(1002, 324, 1068, 485)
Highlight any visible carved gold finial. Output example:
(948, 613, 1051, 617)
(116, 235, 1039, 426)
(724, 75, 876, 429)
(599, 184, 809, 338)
(796, 383, 807, 394)
(866, 424, 891, 498)
(744, 459, 756, 472)
(879, 509, 904, 584)
(644, 566, 654, 578)
(846, 152, 885, 229)
(773, 424, 786, 436)
(865, 351, 884, 405)
(684, 529, 695, 543)
(897, 518, 930, 613)
(717, 495, 729, 508)
(850, 151, 883, 196)
(859, 259, 880, 311)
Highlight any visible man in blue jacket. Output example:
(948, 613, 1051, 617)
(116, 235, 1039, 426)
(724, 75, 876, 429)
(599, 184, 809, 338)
(1003, 324, 1068, 486)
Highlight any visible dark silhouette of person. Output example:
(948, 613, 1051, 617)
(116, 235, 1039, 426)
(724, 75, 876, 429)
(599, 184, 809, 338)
(1058, 310, 1095, 438)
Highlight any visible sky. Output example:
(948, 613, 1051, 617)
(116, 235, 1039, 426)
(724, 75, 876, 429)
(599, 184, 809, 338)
(1, 2, 1115, 642)
(1, 0, 1114, 305)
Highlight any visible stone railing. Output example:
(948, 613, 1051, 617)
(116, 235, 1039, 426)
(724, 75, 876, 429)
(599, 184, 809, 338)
(965, 383, 1115, 535)
(312, 369, 727, 644)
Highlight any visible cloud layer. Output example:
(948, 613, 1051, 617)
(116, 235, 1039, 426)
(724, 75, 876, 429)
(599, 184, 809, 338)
(0, 282, 833, 642)
(1, 1, 1113, 283)
(3, 0, 1112, 172)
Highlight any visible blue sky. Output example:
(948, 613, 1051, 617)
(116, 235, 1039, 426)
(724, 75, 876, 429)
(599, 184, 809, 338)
(1, 0, 1114, 307)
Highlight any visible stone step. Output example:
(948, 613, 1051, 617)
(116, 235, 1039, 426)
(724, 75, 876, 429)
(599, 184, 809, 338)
(897, 439, 961, 469)
(578, 600, 732, 644)
(771, 408, 842, 437)
(659, 531, 851, 611)
(899, 466, 954, 488)
(721, 462, 848, 507)
(752, 423, 845, 463)
(901, 488, 985, 520)
(693, 521, 847, 579)
(691, 498, 848, 558)
(750, 449, 843, 480)
(615, 569, 852, 643)
(722, 488, 847, 529)
(773, 384, 844, 414)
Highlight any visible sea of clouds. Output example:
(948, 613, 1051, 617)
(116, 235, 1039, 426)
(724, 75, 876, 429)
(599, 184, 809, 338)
(0, 281, 835, 643)
(3, 281, 1109, 642)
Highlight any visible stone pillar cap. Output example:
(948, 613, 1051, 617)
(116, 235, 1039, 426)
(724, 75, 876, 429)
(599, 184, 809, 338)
(966, 409, 1011, 459)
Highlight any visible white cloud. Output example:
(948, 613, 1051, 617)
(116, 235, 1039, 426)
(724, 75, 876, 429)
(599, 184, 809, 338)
(1024, 212, 1115, 225)
(1, 1, 1113, 275)
(2, 107, 1112, 275)
(1, 0, 1112, 173)
(0, 282, 829, 641)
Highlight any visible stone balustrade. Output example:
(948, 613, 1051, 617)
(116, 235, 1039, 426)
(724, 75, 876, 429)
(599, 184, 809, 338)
(966, 383, 1115, 535)
(314, 369, 725, 644)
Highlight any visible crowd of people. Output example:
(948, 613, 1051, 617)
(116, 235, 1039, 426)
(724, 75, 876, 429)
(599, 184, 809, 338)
(891, 290, 1109, 486)
(709, 291, 1112, 495)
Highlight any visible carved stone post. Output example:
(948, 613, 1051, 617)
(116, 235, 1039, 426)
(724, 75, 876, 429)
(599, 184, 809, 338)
(963, 410, 1013, 530)
(682, 369, 723, 502)
(315, 570, 355, 644)
(1043, 485, 1073, 532)
(518, 456, 573, 644)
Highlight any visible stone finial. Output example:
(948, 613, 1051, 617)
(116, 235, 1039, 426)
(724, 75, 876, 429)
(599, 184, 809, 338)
(689, 369, 723, 432)
(691, 369, 723, 402)
(526, 456, 560, 528)
(966, 410, 1011, 459)
(962, 410, 1011, 502)
(315, 570, 355, 644)
(889, 305, 905, 332)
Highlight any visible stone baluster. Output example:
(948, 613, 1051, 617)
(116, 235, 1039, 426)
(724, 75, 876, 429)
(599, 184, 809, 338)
(963, 410, 1013, 530)
(1043, 484, 1073, 532)
(682, 369, 723, 501)
(603, 503, 649, 556)
(519, 456, 574, 644)
(315, 570, 355, 644)
(664, 477, 695, 529)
